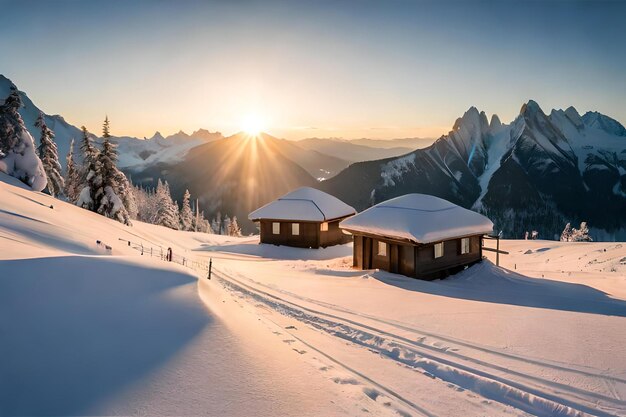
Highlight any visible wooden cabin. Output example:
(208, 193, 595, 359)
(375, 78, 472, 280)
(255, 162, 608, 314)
(339, 194, 494, 280)
(249, 187, 356, 248)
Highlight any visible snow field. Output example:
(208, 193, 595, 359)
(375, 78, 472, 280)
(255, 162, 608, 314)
(2, 172, 626, 416)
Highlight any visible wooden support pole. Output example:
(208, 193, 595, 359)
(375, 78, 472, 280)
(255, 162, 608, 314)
(496, 236, 500, 267)
(208, 258, 212, 280)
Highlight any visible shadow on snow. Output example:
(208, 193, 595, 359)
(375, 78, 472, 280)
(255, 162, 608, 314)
(371, 260, 626, 317)
(0, 255, 209, 416)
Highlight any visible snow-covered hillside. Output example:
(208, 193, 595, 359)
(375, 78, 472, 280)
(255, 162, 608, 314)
(2, 173, 624, 416)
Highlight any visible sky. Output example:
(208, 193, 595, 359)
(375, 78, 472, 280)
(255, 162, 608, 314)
(1, 0, 625, 140)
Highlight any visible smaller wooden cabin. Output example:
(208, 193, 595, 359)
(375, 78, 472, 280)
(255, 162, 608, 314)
(339, 194, 494, 280)
(249, 187, 356, 248)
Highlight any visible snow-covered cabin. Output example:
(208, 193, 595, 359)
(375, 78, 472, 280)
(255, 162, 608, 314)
(339, 194, 494, 279)
(249, 187, 356, 248)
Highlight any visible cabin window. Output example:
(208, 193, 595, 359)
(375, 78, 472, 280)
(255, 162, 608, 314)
(434, 242, 444, 258)
(292, 223, 300, 235)
(272, 222, 280, 235)
(461, 237, 470, 254)
(377, 241, 387, 257)
(320, 222, 329, 232)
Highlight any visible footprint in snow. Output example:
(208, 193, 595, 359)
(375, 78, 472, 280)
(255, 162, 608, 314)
(285, 325, 297, 330)
(332, 377, 359, 385)
(282, 339, 296, 345)
(272, 331, 282, 335)
(292, 349, 306, 354)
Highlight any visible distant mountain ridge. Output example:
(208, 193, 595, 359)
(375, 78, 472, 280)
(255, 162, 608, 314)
(321, 101, 626, 240)
(0, 75, 223, 170)
(295, 138, 417, 163)
(127, 132, 320, 232)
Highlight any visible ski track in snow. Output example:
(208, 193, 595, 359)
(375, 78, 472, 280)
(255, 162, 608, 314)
(213, 267, 624, 417)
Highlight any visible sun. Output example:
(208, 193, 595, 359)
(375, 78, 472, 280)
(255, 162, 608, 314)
(241, 113, 266, 136)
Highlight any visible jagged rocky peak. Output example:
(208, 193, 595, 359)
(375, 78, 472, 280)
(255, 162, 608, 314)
(489, 114, 502, 129)
(562, 106, 583, 129)
(451, 106, 490, 136)
(149, 131, 165, 141)
(191, 128, 223, 141)
(582, 111, 626, 137)
(519, 99, 545, 117)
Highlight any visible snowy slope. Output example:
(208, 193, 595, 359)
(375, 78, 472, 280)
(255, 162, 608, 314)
(2, 172, 626, 416)
(198, 237, 626, 417)
(0, 174, 374, 417)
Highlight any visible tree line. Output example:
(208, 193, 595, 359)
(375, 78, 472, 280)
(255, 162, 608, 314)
(0, 88, 241, 235)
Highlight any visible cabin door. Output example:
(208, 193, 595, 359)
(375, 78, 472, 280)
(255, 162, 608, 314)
(363, 237, 373, 269)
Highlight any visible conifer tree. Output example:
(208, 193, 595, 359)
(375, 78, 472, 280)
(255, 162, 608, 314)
(180, 189, 194, 231)
(76, 126, 102, 210)
(211, 212, 222, 235)
(154, 179, 180, 229)
(228, 216, 242, 237)
(35, 112, 64, 197)
(571, 222, 593, 242)
(64, 139, 81, 202)
(97, 136, 131, 224)
(0, 86, 47, 191)
(102, 115, 111, 138)
(560, 223, 573, 242)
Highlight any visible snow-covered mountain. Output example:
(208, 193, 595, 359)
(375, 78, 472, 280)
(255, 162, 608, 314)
(0, 75, 222, 170)
(322, 101, 626, 240)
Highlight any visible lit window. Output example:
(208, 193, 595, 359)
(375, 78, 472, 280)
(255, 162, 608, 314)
(434, 242, 444, 258)
(377, 241, 387, 256)
(292, 223, 300, 235)
(272, 222, 280, 235)
(320, 222, 329, 232)
(461, 238, 470, 254)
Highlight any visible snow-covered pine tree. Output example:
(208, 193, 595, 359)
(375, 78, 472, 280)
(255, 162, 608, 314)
(211, 212, 222, 235)
(35, 112, 64, 197)
(123, 176, 138, 220)
(0, 86, 47, 191)
(64, 139, 81, 203)
(96, 136, 131, 224)
(560, 223, 573, 242)
(102, 115, 111, 138)
(76, 126, 102, 210)
(195, 210, 214, 234)
(228, 216, 242, 237)
(154, 179, 180, 229)
(571, 222, 593, 242)
(131, 183, 154, 222)
(222, 215, 231, 235)
(180, 189, 194, 231)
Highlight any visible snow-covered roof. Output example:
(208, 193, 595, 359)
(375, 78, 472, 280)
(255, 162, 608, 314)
(249, 187, 356, 222)
(339, 194, 493, 244)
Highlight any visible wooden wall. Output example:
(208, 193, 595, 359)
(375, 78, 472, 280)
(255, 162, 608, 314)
(352, 234, 483, 280)
(259, 218, 351, 248)
(414, 235, 482, 279)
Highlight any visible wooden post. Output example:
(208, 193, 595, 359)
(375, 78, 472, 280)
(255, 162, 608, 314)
(208, 258, 212, 280)
(496, 236, 500, 267)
